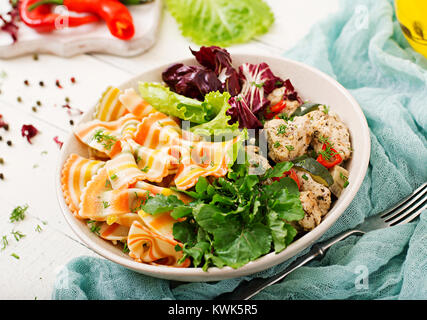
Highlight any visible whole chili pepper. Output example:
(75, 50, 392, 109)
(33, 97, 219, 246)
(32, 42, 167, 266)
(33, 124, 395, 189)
(20, 0, 99, 33)
(29, 0, 135, 40)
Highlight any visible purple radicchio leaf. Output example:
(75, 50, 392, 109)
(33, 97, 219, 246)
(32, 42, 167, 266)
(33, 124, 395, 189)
(238, 62, 285, 114)
(226, 96, 263, 129)
(0, 5, 19, 43)
(282, 79, 302, 102)
(161, 63, 223, 100)
(191, 46, 241, 97)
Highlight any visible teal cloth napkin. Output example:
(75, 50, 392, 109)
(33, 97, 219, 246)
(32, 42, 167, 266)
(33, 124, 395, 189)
(52, 0, 427, 300)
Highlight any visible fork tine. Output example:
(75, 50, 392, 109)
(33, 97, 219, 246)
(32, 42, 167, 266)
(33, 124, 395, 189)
(389, 199, 427, 226)
(381, 183, 427, 222)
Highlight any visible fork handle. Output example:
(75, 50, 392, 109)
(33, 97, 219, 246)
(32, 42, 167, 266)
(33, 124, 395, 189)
(215, 229, 364, 300)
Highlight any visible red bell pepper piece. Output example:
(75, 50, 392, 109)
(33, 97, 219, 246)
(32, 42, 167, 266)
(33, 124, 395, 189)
(272, 168, 301, 190)
(20, 0, 99, 33)
(316, 142, 342, 168)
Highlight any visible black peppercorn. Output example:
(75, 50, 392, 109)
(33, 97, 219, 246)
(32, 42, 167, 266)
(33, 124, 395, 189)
(6, 140, 12, 146)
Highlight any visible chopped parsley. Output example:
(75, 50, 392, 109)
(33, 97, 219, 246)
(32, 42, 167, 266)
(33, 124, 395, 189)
(102, 201, 110, 209)
(122, 242, 130, 253)
(277, 113, 294, 122)
(10, 204, 28, 223)
(93, 130, 117, 150)
(276, 124, 287, 135)
(11, 253, 19, 260)
(322, 105, 330, 114)
(35, 224, 43, 233)
(302, 174, 309, 180)
(285, 145, 295, 151)
(318, 136, 338, 161)
(251, 81, 264, 88)
(11, 230, 25, 242)
(273, 141, 281, 148)
(340, 172, 349, 188)
(1, 235, 8, 250)
(141, 166, 150, 173)
(105, 179, 112, 189)
(110, 174, 118, 180)
(87, 220, 101, 235)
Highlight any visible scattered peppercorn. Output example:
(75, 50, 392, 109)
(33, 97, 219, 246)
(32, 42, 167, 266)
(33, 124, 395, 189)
(24, 79, 29, 86)
(69, 120, 74, 126)
(0, 136, 2, 141)
(17, 96, 22, 103)
(6, 140, 12, 146)
(0, 158, 4, 164)
(56, 80, 62, 88)
(32, 106, 37, 112)
(36, 101, 41, 106)
(33, 53, 39, 61)
(39, 81, 44, 87)
(65, 97, 70, 103)
(0, 173, 4, 180)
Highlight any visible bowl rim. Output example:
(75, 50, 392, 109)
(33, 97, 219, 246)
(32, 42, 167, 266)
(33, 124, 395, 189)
(55, 53, 371, 281)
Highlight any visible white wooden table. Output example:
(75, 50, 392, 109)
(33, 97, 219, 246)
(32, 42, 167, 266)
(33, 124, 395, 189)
(0, 0, 339, 300)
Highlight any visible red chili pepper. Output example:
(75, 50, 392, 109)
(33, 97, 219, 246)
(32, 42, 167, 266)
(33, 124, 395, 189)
(19, 0, 99, 33)
(29, 0, 135, 40)
(316, 143, 342, 168)
(272, 168, 301, 190)
(270, 100, 287, 114)
(265, 100, 287, 120)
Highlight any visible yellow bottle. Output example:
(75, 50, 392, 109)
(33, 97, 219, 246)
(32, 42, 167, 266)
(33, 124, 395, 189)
(395, 0, 427, 58)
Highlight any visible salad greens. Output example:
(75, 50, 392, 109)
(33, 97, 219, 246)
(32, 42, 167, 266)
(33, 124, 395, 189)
(138, 82, 212, 124)
(138, 82, 239, 136)
(166, 0, 274, 47)
(141, 156, 305, 270)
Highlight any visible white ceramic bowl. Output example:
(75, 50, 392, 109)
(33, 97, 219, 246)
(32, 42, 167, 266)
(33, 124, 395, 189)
(56, 54, 370, 282)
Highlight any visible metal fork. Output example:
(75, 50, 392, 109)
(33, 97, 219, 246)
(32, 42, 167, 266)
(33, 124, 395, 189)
(215, 182, 427, 300)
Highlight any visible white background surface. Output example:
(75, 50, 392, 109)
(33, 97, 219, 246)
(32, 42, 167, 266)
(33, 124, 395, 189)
(0, 0, 339, 299)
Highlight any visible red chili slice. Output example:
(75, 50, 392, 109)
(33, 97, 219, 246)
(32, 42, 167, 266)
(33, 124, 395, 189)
(272, 168, 301, 190)
(264, 100, 287, 120)
(316, 143, 342, 168)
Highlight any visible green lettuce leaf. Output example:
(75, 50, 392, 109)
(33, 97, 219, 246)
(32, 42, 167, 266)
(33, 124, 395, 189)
(138, 82, 215, 124)
(166, 0, 274, 47)
(189, 91, 239, 136)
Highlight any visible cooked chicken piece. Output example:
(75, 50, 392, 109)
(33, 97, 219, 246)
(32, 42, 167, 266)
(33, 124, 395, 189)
(264, 117, 313, 163)
(295, 170, 331, 216)
(245, 145, 271, 176)
(267, 87, 301, 116)
(305, 107, 352, 161)
(329, 165, 350, 197)
(267, 87, 301, 115)
(298, 191, 323, 231)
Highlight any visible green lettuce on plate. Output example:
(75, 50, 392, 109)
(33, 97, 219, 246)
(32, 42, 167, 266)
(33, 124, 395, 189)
(166, 0, 275, 47)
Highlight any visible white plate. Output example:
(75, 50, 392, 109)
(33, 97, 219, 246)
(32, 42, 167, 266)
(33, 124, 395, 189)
(0, 0, 162, 58)
(56, 54, 371, 282)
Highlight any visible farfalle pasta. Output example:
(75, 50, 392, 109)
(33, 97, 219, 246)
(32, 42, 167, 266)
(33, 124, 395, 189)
(61, 85, 242, 268)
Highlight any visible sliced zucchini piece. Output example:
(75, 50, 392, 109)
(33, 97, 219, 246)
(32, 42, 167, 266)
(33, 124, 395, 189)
(329, 165, 349, 197)
(293, 156, 334, 187)
(292, 103, 322, 117)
